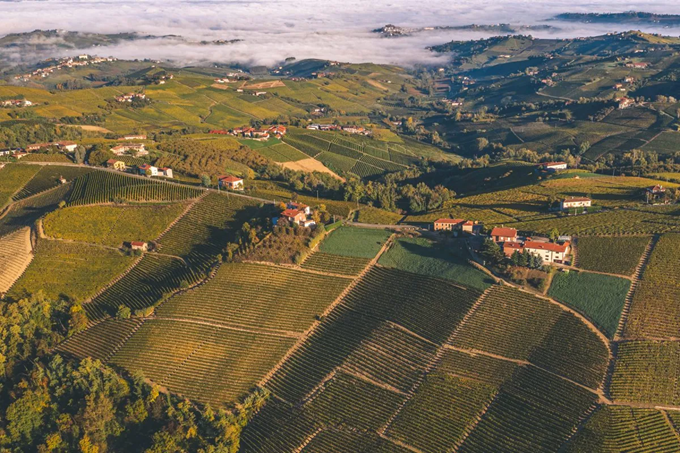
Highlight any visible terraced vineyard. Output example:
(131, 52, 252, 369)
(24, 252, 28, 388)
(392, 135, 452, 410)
(85, 254, 203, 320)
(6, 239, 134, 302)
(301, 252, 370, 276)
(0, 227, 33, 294)
(576, 236, 650, 276)
(624, 234, 680, 339)
(43, 203, 186, 247)
(68, 170, 202, 205)
(110, 318, 296, 407)
(563, 406, 680, 452)
(157, 192, 259, 269)
(0, 164, 41, 209)
(12, 166, 93, 201)
(156, 262, 350, 333)
(0, 183, 71, 237)
(610, 341, 680, 406)
(56, 318, 144, 361)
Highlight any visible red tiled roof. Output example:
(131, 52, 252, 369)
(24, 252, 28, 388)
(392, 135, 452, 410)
(435, 218, 465, 224)
(281, 209, 302, 218)
(131, 241, 146, 247)
(139, 164, 152, 170)
(504, 242, 523, 251)
(524, 241, 570, 253)
(106, 159, 118, 164)
(491, 227, 517, 238)
(219, 175, 243, 183)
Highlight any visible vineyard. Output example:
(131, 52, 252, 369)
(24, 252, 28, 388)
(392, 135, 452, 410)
(451, 285, 609, 389)
(0, 183, 71, 237)
(0, 227, 33, 294)
(43, 203, 186, 247)
(85, 254, 203, 320)
(56, 318, 144, 362)
(6, 239, 134, 302)
(548, 271, 630, 338)
(610, 341, 680, 406)
(110, 318, 296, 407)
(12, 166, 93, 201)
(576, 236, 650, 276)
(353, 206, 403, 225)
(68, 170, 203, 205)
(156, 262, 350, 333)
(157, 192, 259, 269)
(301, 252, 370, 276)
(378, 237, 493, 291)
(0, 164, 40, 209)
(624, 234, 680, 339)
(564, 406, 680, 452)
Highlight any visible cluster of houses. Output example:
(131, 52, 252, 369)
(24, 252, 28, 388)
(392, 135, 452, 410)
(613, 76, 636, 92)
(433, 218, 482, 235)
(118, 134, 147, 141)
(13, 55, 116, 82)
(210, 125, 287, 141)
(0, 99, 32, 108)
(1, 141, 78, 159)
(625, 61, 650, 69)
(618, 97, 637, 110)
(276, 201, 317, 228)
(105, 159, 172, 178)
(492, 227, 571, 265)
(115, 93, 147, 103)
(110, 143, 148, 157)
(306, 124, 371, 135)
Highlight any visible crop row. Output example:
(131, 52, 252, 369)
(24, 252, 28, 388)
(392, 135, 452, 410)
(301, 252, 370, 276)
(110, 319, 296, 407)
(0, 164, 41, 209)
(625, 234, 680, 339)
(0, 227, 33, 294)
(350, 160, 383, 178)
(564, 406, 680, 452)
(576, 236, 650, 276)
(56, 318, 143, 362)
(156, 262, 350, 333)
(13, 166, 93, 201)
(86, 254, 203, 321)
(451, 285, 609, 389)
(68, 170, 202, 205)
(0, 183, 71, 237)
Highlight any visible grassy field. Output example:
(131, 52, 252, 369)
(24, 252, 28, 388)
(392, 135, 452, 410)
(576, 236, 650, 276)
(378, 237, 493, 291)
(625, 234, 680, 339)
(43, 203, 186, 247)
(7, 239, 134, 302)
(318, 226, 392, 258)
(548, 271, 630, 338)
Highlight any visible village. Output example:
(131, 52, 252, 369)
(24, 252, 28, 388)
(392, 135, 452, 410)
(13, 54, 117, 82)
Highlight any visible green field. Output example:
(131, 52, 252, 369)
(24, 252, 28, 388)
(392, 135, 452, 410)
(0, 164, 40, 209)
(12, 166, 93, 201)
(43, 203, 186, 247)
(354, 206, 403, 225)
(576, 236, 650, 276)
(378, 237, 493, 291)
(318, 226, 392, 258)
(7, 239, 134, 302)
(548, 271, 631, 338)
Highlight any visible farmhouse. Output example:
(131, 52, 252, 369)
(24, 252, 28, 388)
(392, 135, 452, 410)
(618, 97, 635, 109)
(26, 142, 57, 152)
(433, 218, 465, 231)
(138, 164, 158, 177)
(280, 209, 307, 225)
(287, 201, 311, 216)
(1, 99, 32, 107)
(115, 93, 146, 102)
(491, 227, 518, 243)
(106, 159, 126, 171)
(130, 241, 149, 252)
(119, 135, 147, 140)
(13, 152, 28, 159)
(503, 240, 571, 264)
(560, 197, 592, 210)
(218, 175, 244, 191)
(539, 161, 568, 172)
(57, 141, 78, 152)
(267, 125, 287, 136)
(159, 167, 173, 178)
(111, 143, 146, 156)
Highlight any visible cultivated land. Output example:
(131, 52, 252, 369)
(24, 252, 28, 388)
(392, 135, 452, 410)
(576, 236, 650, 276)
(0, 227, 33, 294)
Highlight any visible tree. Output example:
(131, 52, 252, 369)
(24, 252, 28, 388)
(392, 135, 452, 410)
(475, 137, 489, 153)
(549, 227, 560, 242)
(116, 305, 131, 319)
(480, 239, 504, 265)
(201, 174, 211, 188)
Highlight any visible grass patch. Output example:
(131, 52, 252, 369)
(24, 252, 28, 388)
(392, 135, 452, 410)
(378, 237, 493, 291)
(354, 207, 403, 225)
(548, 271, 630, 338)
(319, 226, 392, 259)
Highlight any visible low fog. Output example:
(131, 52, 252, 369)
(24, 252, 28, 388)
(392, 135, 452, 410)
(2, 0, 680, 67)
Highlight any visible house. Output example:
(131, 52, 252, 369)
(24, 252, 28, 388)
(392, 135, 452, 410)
(119, 135, 147, 140)
(130, 241, 148, 252)
(115, 93, 146, 102)
(57, 141, 78, 152)
(503, 241, 524, 257)
(159, 167, 173, 178)
(251, 130, 270, 141)
(624, 76, 636, 84)
(106, 159, 126, 171)
(267, 125, 287, 136)
(539, 161, 568, 172)
(287, 201, 311, 216)
(13, 152, 28, 159)
(560, 197, 592, 210)
(626, 62, 650, 69)
(342, 126, 366, 134)
(138, 164, 158, 176)
(524, 241, 571, 264)
(26, 142, 56, 152)
(647, 184, 666, 195)
(280, 209, 307, 225)
(302, 219, 317, 228)
(433, 218, 465, 231)
(491, 227, 518, 243)
(618, 97, 635, 109)
(58, 176, 68, 184)
(111, 143, 146, 156)
(218, 175, 244, 191)
(461, 220, 480, 234)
